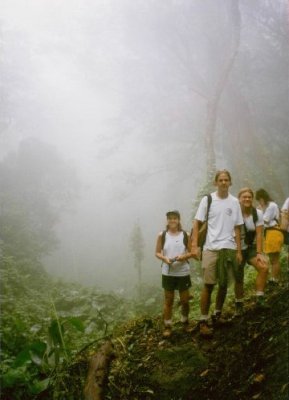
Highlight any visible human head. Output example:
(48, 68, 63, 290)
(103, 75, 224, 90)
(238, 187, 254, 199)
(214, 169, 232, 184)
(255, 188, 272, 206)
(166, 210, 180, 219)
(166, 210, 182, 231)
(238, 187, 254, 209)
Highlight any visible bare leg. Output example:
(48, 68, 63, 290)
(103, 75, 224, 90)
(249, 256, 269, 291)
(269, 252, 281, 281)
(179, 289, 190, 320)
(200, 284, 214, 315)
(163, 290, 174, 321)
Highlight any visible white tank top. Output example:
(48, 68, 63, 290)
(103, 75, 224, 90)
(161, 231, 190, 277)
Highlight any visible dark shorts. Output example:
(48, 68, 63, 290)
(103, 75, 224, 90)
(241, 246, 257, 266)
(162, 275, 192, 292)
(238, 246, 258, 282)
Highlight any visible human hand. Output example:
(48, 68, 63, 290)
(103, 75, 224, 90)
(256, 253, 266, 267)
(190, 245, 201, 260)
(164, 257, 172, 265)
(236, 251, 243, 265)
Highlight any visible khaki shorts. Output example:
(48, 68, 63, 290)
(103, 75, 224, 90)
(201, 250, 218, 284)
(202, 249, 237, 285)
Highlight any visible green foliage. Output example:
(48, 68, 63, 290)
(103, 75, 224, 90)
(0, 255, 163, 399)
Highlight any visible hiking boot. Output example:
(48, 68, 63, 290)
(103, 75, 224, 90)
(162, 326, 172, 338)
(268, 279, 279, 287)
(255, 296, 270, 310)
(211, 312, 227, 326)
(182, 321, 191, 333)
(199, 321, 213, 338)
(233, 302, 244, 317)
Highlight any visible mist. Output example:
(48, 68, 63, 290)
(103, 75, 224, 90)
(1, 0, 288, 292)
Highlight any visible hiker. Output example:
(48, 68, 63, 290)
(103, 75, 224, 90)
(191, 170, 243, 337)
(234, 188, 269, 315)
(255, 189, 283, 285)
(281, 196, 289, 265)
(155, 210, 192, 338)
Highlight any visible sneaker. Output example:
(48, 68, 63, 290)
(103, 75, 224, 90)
(162, 326, 172, 338)
(233, 302, 244, 317)
(199, 321, 213, 338)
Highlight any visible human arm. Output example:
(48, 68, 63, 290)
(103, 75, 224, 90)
(155, 233, 171, 265)
(234, 225, 243, 264)
(255, 224, 266, 265)
(190, 220, 202, 259)
(255, 224, 263, 254)
(281, 197, 289, 211)
(190, 196, 208, 259)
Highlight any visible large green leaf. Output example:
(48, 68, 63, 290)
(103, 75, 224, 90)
(48, 319, 65, 346)
(67, 317, 85, 332)
(13, 341, 47, 367)
(13, 349, 31, 368)
(2, 366, 28, 388)
(29, 378, 50, 394)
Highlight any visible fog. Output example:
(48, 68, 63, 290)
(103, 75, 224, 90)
(1, 0, 288, 292)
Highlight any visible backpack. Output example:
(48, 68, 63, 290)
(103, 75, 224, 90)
(191, 194, 212, 249)
(161, 230, 189, 249)
(243, 207, 258, 246)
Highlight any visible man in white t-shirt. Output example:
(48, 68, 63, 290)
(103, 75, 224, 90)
(191, 170, 243, 337)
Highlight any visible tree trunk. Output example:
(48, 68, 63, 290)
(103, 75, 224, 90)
(204, 0, 241, 182)
(83, 341, 114, 400)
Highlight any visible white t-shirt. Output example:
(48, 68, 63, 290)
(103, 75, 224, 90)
(281, 197, 289, 232)
(262, 201, 279, 228)
(161, 231, 190, 277)
(282, 198, 289, 211)
(195, 192, 243, 251)
(241, 209, 263, 250)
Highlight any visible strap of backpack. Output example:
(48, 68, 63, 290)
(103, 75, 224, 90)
(243, 207, 258, 234)
(252, 207, 258, 225)
(161, 230, 167, 249)
(206, 194, 212, 221)
(182, 230, 188, 248)
(162, 229, 189, 249)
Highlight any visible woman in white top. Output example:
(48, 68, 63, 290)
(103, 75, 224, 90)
(234, 188, 268, 314)
(155, 210, 192, 338)
(255, 189, 283, 284)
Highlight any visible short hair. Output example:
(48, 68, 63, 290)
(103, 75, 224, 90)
(238, 187, 254, 199)
(214, 169, 232, 183)
(255, 188, 272, 203)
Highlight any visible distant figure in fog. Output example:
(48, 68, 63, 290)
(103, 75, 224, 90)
(155, 210, 192, 338)
(255, 189, 283, 285)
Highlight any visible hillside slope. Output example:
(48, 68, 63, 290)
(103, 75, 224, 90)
(105, 284, 288, 400)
